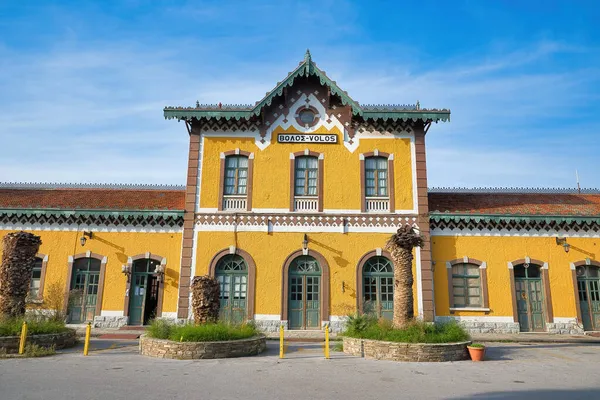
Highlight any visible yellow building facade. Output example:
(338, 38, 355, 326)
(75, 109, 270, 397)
(1, 52, 598, 333)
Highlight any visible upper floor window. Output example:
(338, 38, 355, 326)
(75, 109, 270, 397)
(295, 156, 318, 196)
(224, 155, 248, 196)
(29, 257, 43, 299)
(451, 263, 482, 307)
(365, 156, 388, 197)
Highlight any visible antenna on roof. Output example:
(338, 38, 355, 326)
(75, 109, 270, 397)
(576, 170, 581, 194)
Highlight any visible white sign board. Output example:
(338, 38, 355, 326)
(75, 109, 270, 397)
(277, 134, 338, 144)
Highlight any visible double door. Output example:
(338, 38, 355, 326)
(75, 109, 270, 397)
(289, 274, 321, 329)
(577, 270, 600, 331)
(129, 273, 159, 326)
(363, 275, 394, 320)
(217, 273, 247, 325)
(69, 258, 101, 323)
(515, 277, 545, 332)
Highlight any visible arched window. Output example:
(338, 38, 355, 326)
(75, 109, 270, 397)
(362, 256, 394, 320)
(360, 152, 395, 212)
(219, 150, 254, 211)
(215, 255, 248, 324)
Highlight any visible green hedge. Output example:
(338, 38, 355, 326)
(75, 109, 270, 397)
(147, 319, 259, 342)
(0, 317, 69, 337)
(342, 314, 470, 344)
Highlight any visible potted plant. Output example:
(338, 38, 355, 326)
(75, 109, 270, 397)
(467, 343, 486, 361)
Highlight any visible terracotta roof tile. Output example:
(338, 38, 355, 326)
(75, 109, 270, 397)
(429, 193, 600, 216)
(0, 189, 185, 211)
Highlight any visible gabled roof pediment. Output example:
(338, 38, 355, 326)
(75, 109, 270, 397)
(164, 50, 450, 123)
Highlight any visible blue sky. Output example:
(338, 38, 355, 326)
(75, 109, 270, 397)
(1, 0, 599, 188)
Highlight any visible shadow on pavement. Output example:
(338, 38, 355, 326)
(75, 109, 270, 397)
(449, 388, 600, 399)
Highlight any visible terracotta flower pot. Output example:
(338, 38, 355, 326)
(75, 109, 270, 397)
(467, 345, 486, 361)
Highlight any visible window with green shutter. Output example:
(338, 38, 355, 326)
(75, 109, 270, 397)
(294, 156, 318, 196)
(451, 263, 482, 307)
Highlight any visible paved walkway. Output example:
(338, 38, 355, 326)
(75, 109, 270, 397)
(1, 339, 600, 399)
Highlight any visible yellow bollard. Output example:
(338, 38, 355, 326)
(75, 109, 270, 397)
(18, 321, 28, 355)
(83, 322, 91, 356)
(324, 323, 330, 359)
(279, 324, 284, 359)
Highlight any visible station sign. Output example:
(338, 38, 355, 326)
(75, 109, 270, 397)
(277, 134, 337, 144)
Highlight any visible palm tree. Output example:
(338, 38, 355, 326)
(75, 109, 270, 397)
(385, 225, 424, 329)
(0, 232, 42, 319)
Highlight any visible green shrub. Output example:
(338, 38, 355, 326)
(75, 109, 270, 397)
(469, 343, 485, 348)
(146, 319, 259, 342)
(0, 316, 68, 337)
(342, 317, 470, 344)
(24, 343, 56, 357)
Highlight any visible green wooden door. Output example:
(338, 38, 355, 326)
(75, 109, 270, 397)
(69, 258, 101, 323)
(363, 256, 394, 320)
(128, 258, 161, 325)
(289, 256, 321, 330)
(129, 274, 147, 326)
(216, 255, 248, 324)
(514, 264, 545, 332)
(576, 266, 600, 331)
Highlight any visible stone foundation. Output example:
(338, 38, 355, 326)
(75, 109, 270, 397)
(93, 316, 128, 328)
(456, 321, 520, 334)
(253, 319, 286, 332)
(139, 335, 266, 359)
(546, 322, 585, 335)
(343, 337, 471, 362)
(0, 329, 77, 354)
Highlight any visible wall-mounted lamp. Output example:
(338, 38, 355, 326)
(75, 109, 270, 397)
(556, 237, 570, 253)
(121, 264, 132, 282)
(80, 231, 93, 247)
(302, 233, 309, 255)
(154, 264, 165, 283)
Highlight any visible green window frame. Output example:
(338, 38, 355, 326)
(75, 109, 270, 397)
(364, 156, 388, 197)
(224, 155, 248, 195)
(29, 257, 43, 299)
(294, 156, 318, 196)
(451, 263, 482, 307)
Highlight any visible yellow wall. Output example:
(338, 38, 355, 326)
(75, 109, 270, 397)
(432, 235, 599, 318)
(195, 231, 418, 317)
(199, 126, 414, 211)
(0, 229, 182, 314)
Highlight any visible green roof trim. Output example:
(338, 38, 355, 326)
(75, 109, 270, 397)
(164, 50, 450, 123)
(0, 208, 185, 228)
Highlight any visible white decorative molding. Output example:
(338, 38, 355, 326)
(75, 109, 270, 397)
(0, 223, 182, 233)
(449, 307, 491, 312)
(100, 310, 124, 317)
(375, 248, 382, 256)
(228, 245, 236, 255)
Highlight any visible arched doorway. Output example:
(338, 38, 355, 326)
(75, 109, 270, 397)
(362, 256, 394, 320)
(208, 248, 256, 323)
(66, 254, 106, 324)
(215, 255, 248, 324)
(513, 263, 545, 332)
(128, 258, 162, 325)
(288, 255, 322, 329)
(576, 264, 600, 331)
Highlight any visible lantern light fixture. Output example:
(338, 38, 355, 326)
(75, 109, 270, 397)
(556, 237, 570, 253)
(121, 264, 132, 282)
(154, 264, 165, 283)
(80, 231, 93, 247)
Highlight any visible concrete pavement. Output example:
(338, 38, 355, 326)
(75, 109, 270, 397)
(1, 339, 600, 399)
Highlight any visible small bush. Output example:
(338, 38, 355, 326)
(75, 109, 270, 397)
(146, 319, 259, 342)
(332, 341, 344, 352)
(342, 317, 470, 344)
(469, 343, 485, 348)
(0, 316, 68, 337)
(24, 343, 56, 357)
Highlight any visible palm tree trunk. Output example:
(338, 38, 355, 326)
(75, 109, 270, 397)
(0, 232, 42, 319)
(391, 246, 414, 329)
